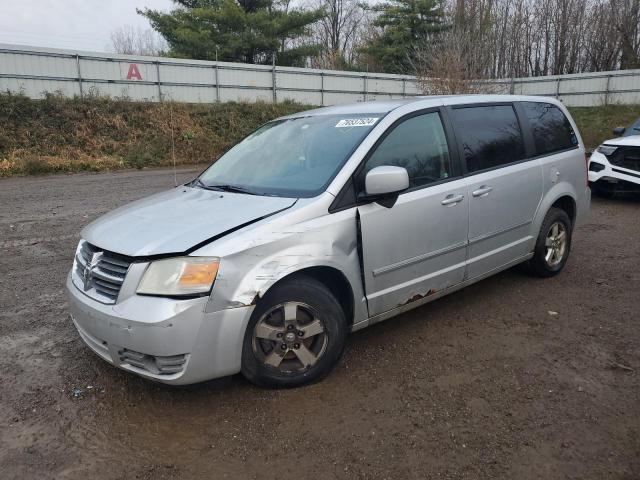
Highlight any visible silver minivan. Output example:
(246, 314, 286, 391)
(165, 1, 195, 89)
(66, 95, 590, 388)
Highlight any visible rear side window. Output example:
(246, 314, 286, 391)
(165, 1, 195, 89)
(361, 112, 451, 189)
(451, 105, 526, 173)
(522, 102, 577, 154)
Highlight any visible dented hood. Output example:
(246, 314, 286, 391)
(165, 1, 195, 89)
(81, 186, 297, 257)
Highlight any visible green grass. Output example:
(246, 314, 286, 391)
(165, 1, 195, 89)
(0, 92, 311, 176)
(568, 104, 640, 151)
(0, 92, 637, 176)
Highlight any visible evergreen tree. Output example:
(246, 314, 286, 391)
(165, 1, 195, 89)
(360, 0, 448, 73)
(139, 0, 324, 66)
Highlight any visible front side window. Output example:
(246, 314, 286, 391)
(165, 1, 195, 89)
(360, 112, 451, 190)
(522, 102, 577, 154)
(451, 105, 526, 173)
(198, 114, 383, 197)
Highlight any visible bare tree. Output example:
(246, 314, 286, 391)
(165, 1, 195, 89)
(615, 0, 640, 68)
(306, 0, 367, 69)
(584, 1, 623, 71)
(410, 0, 638, 83)
(412, 29, 501, 94)
(110, 25, 167, 56)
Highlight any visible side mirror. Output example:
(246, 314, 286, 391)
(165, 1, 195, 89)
(363, 166, 409, 208)
(365, 166, 409, 196)
(613, 127, 626, 136)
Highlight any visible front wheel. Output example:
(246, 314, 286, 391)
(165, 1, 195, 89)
(241, 275, 347, 388)
(526, 207, 572, 277)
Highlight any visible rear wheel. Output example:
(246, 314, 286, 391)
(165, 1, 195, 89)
(526, 207, 572, 277)
(241, 275, 347, 388)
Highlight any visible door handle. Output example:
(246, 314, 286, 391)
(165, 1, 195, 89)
(441, 194, 464, 206)
(472, 185, 493, 197)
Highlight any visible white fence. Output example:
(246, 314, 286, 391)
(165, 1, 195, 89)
(1, 43, 640, 107)
(493, 70, 640, 107)
(0, 44, 419, 105)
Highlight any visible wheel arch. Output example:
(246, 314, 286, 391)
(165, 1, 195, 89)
(259, 266, 356, 327)
(534, 183, 578, 235)
(551, 195, 577, 227)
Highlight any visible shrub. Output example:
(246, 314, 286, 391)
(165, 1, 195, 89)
(0, 92, 636, 176)
(0, 93, 310, 176)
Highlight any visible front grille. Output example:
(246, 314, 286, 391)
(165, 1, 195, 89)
(119, 349, 187, 375)
(74, 241, 131, 304)
(607, 146, 640, 172)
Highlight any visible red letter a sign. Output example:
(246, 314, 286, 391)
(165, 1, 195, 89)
(126, 64, 142, 80)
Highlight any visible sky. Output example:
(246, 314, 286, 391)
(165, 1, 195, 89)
(0, 0, 174, 52)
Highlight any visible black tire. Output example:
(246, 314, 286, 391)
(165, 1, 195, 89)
(241, 275, 347, 388)
(526, 207, 572, 278)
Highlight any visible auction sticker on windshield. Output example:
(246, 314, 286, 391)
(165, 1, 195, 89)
(335, 118, 379, 128)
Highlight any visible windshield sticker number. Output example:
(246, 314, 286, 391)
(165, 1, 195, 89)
(335, 118, 379, 128)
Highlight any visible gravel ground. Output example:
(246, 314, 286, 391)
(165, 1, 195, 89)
(0, 168, 639, 480)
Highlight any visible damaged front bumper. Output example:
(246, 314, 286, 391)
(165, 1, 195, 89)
(66, 273, 253, 385)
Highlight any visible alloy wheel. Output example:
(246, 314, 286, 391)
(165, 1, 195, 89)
(251, 302, 328, 373)
(544, 221, 567, 267)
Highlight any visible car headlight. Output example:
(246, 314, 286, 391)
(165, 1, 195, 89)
(137, 257, 220, 296)
(597, 145, 617, 156)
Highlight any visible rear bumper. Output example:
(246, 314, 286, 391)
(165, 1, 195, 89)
(66, 273, 254, 385)
(577, 185, 591, 226)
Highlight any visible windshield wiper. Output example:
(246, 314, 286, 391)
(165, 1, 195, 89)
(192, 179, 260, 195)
(208, 184, 261, 195)
(191, 178, 207, 188)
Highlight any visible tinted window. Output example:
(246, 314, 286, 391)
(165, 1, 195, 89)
(522, 102, 577, 154)
(361, 112, 451, 189)
(623, 117, 640, 137)
(451, 105, 526, 173)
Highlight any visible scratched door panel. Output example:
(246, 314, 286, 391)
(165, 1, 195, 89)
(358, 179, 468, 316)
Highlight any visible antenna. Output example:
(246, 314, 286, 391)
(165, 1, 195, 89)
(168, 100, 177, 187)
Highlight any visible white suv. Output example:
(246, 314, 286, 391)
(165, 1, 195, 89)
(588, 117, 640, 197)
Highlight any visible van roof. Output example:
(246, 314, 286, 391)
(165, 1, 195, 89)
(279, 94, 562, 119)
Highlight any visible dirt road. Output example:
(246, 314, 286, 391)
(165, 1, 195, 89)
(1, 169, 638, 479)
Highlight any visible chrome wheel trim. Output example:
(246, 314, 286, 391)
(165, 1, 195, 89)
(544, 221, 567, 267)
(252, 302, 328, 373)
